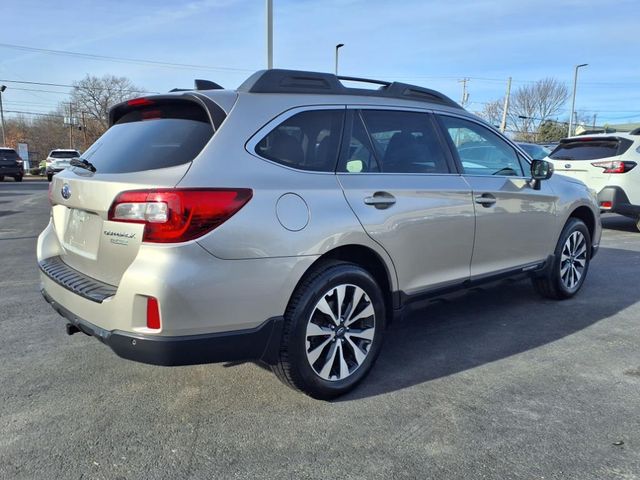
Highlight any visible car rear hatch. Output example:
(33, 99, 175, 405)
(547, 136, 634, 191)
(48, 93, 227, 287)
(0, 149, 20, 172)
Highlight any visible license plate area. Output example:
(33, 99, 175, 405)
(63, 208, 102, 258)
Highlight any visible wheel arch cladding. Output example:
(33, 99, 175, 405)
(295, 245, 396, 323)
(569, 206, 595, 246)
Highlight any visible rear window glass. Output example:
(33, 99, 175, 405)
(549, 138, 632, 161)
(80, 102, 213, 174)
(0, 149, 19, 160)
(255, 109, 345, 172)
(50, 151, 79, 158)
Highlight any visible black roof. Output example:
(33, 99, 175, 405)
(237, 69, 462, 109)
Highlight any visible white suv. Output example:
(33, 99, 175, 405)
(547, 132, 640, 231)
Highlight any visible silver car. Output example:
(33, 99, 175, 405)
(38, 69, 601, 399)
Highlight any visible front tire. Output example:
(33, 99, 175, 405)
(47, 174, 53, 182)
(533, 218, 591, 299)
(272, 261, 386, 399)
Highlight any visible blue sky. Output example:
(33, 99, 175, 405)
(1, 0, 639, 125)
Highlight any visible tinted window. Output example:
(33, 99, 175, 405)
(518, 143, 550, 160)
(339, 112, 379, 173)
(50, 151, 80, 158)
(0, 149, 19, 160)
(256, 110, 345, 171)
(549, 138, 632, 161)
(346, 110, 449, 174)
(439, 116, 524, 176)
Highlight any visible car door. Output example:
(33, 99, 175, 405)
(436, 113, 558, 278)
(337, 108, 475, 297)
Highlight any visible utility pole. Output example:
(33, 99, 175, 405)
(592, 113, 597, 130)
(81, 111, 87, 148)
(68, 103, 73, 149)
(0, 85, 6, 146)
(266, 0, 273, 69)
(500, 77, 512, 133)
(458, 78, 470, 107)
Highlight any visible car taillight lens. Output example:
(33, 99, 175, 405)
(600, 201, 612, 209)
(591, 160, 637, 173)
(108, 188, 252, 243)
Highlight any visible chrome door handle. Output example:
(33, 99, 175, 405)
(474, 194, 496, 207)
(364, 192, 396, 209)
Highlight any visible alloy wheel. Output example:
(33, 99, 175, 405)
(305, 284, 376, 381)
(560, 231, 587, 290)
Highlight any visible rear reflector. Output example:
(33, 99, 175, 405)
(146, 297, 161, 329)
(108, 188, 253, 243)
(600, 201, 613, 209)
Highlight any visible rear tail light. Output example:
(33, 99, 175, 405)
(591, 160, 637, 174)
(108, 188, 252, 243)
(600, 201, 612, 209)
(146, 297, 161, 329)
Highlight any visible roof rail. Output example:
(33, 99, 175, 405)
(237, 69, 462, 109)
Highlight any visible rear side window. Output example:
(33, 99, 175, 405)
(50, 151, 79, 158)
(0, 149, 19, 160)
(549, 138, 633, 161)
(81, 101, 214, 174)
(255, 109, 345, 172)
(341, 110, 449, 174)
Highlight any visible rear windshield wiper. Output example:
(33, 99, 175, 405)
(70, 158, 97, 173)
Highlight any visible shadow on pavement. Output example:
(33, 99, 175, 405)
(602, 215, 638, 233)
(337, 246, 640, 401)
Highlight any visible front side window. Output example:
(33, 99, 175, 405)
(255, 109, 345, 172)
(339, 110, 450, 174)
(439, 115, 524, 176)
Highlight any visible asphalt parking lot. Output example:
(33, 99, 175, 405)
(1, 179, 639, 480)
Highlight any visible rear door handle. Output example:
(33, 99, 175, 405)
(364, 192, 396, 209)
(474, 193, 496, 207)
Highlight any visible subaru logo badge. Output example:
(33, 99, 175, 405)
(564, 163, 572, 169)
(61, 184, 71, 200)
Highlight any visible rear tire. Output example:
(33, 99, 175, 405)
(533, 218, 591, 299)
(47, 174, 53, 182)
(272, 261, 386, 399)
(0, 175, 4, 181)
(14, 175, 22, 182)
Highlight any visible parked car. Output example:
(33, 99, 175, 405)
(0, 147, 24, 182)
(38, 69, 601, 399)
(45, 149, 81, 181)
(517, 142, 551, 160)
(547, 133, 640, 231)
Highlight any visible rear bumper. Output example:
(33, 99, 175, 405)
(0, 167, 23, 177)
(598, 186, 640, 217)
(42, 289, 283, 366)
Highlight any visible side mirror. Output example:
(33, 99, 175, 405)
(530, 159, 553, 190)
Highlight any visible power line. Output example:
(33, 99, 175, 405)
(0, 78, 159, 94)
(0, 42, 254, 73)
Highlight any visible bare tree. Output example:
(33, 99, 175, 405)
(477, 99, 504, 128)
(69, 75, 145, 145)
(507, 78, 569, 141)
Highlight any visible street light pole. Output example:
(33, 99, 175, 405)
(0, 85, 6, 146)
(266, 0, 273, 69)
(568, 63, 588, 137)
(335, 43, 344, 75)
